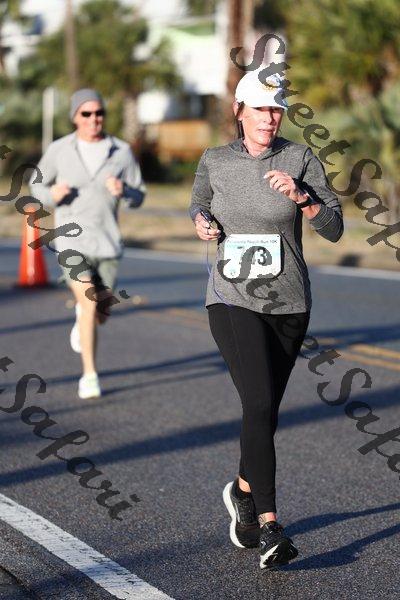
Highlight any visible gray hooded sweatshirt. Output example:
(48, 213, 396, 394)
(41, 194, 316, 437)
(29, 132, 145, 259)
(189, 137, 343, 314)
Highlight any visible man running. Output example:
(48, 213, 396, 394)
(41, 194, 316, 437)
(30, 88, 146, 399)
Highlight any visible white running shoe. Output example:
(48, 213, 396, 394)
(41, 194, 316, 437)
(78, 373, 101, 399)
(70, 303, 82, 353)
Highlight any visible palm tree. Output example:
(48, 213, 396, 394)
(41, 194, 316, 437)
(281, 0, 400, 221)
(330, 85, 400, 223)
(283, 0, 400, 107)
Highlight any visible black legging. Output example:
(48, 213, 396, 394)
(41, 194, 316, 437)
(208, 303, 310, 515)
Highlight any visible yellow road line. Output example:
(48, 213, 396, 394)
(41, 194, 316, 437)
(166, 307, 208, 323)
(139, 308, 210, 330)
(314, 337, 337, 345)
(335, 350, 400, 372)
(348, 344, 400, 360)
(317, 339, 400, 363)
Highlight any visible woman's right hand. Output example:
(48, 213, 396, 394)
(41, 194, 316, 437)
(194, 214, 221, 241)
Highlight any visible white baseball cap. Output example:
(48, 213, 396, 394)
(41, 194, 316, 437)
(235, 71, 288, 110)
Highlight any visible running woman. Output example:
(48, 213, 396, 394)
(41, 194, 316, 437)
(30, 88, 145, 400)
(189, 71, 343, 569)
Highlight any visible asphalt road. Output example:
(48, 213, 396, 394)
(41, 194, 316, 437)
(0, 239, 400, 600)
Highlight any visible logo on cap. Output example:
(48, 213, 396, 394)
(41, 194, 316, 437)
(259, 74, 281, 91)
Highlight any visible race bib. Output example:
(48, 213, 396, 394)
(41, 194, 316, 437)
(223, 234, 281, 279)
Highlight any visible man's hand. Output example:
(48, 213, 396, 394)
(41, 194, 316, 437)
(50, 183, 71, 203)
(264, 170, 307, 204)
(106, 176, 123, 197)
(194, 214, 221, 241)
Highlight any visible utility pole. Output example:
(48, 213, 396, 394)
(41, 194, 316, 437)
(42, 87, 55, 153)
(65, 0, 79, 90)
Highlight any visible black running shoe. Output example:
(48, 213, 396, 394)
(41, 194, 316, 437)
(259, 521, 298, 569)
(222, 481, 260, 548)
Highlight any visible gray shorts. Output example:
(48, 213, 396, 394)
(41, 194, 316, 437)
(60, 255, 119, 291)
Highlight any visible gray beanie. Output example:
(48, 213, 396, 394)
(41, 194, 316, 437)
(70, 88, 105, 120)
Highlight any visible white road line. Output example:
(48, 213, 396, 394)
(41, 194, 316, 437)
(314, 265, 400, 281)
(0, 240, 205, 264)
(0, 493, 173, 600)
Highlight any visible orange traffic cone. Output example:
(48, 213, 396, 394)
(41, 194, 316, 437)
(18, 207, 49, 287)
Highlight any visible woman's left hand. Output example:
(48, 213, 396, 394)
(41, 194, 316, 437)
(264, 170, 306, 204)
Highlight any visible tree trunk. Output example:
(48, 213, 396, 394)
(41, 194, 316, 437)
(0, 40, 5, 75)
(222, 0, 255, 142)
(0, 17, 7, 76)
(64, 0, 79, 90)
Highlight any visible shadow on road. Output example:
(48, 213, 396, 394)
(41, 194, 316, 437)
(284, 513, 400, 571)
(43, 350, 224, 387)
(0, 283, 59, 308)
(113, 504, 400, 574)
(0, 297, 204, 335)
(0, 418, 242, 488)
(101, 365, 222, 396)
(117, 271, 205, 287)
(0, 381, 399, 486)
(2, 296, 400, 355)
(286, 501, 400, 538)
(29, 374, 400, 434)
(310, 323, 400, 350)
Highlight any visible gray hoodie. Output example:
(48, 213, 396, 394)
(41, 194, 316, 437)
(189, 137, 343, 314)
(30, 132, 145, 259)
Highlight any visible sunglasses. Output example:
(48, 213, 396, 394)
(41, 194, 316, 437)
(80, 109, 106, 118)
